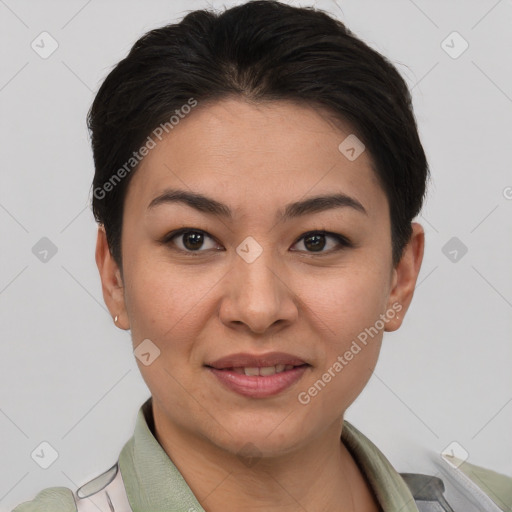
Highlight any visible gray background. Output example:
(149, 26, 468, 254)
(1, 0, 511, 509)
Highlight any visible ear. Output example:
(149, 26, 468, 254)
(95, 225, 130, 330)
(384, 222, 425, 332)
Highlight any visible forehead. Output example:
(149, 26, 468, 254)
(124, 98, 386, 220)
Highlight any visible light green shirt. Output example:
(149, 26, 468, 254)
(12, 397, 512, 512)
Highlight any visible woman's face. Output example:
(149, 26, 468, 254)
(98, 97, 422, 458)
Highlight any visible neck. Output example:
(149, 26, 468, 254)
(151, 407, 361, 512)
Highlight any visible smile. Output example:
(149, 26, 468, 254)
(206, 364, 310, 398)
(227, 364, 297, 376)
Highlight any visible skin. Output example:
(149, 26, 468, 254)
(96, 97, 424, 512)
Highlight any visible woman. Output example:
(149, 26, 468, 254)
(13, 1, 511, 511)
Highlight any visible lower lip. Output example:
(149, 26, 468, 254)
(206, 365, 309, 398)
(207, 365, 309, 398)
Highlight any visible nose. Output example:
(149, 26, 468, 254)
(219, 247, 299, 335)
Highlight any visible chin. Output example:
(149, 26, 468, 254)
(209, 418, 311, 459)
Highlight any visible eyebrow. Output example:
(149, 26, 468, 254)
(147, 188, 367, 221)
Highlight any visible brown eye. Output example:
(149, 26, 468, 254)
(162, 228, 351, 255)
(181, 231, 205, 251)
(291, 231, 351, 254)
(303, 233, 327, 252)
(164, 229, 220, 253)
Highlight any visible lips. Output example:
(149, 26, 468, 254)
(205, 351, 308, 369)
(205, 352, 310, 398)
(207, 365, 309, 398)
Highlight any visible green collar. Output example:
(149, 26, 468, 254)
(119, 397, 419, 512)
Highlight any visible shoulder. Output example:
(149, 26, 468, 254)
(403, 451, 512, 512)
(11, 487, 76, 512)
(12, 463, 129, 512)
(440, 455, 512, 511)
(12, 462, 123, 512)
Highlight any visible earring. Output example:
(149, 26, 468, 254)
(114, 315, 119, 323)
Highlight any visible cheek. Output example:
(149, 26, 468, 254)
(301, 281, 384, 414)
(122, 259, 176, 337)
(300, 264, 388, 395)
(306, 265, 390, 333)
(124, 259, 219, 354)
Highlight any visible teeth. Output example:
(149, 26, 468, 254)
(239, 365, 293, 376)
(259, 366, 276, 376)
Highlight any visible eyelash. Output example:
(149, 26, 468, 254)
(161, 228, 353, 256)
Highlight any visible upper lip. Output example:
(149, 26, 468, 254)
(205, 352, 308, 369)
